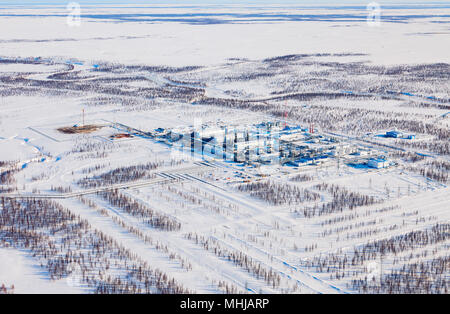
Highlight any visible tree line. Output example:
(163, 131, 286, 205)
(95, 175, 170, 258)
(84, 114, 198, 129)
(237, 180, 320, 206)
(99, 190, 181, 231)
(0, 197, 189, 294)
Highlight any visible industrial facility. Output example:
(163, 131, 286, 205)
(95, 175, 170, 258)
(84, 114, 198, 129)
(385, 130, 416, 140)
(109, 121, 386, 170)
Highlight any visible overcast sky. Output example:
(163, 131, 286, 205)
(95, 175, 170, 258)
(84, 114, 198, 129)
(0, 1, 447, 5)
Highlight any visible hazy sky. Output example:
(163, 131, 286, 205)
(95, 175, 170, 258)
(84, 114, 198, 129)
(0, 1, 447, 5)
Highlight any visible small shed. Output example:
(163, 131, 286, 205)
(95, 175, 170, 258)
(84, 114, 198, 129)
(368, 158, 389, 169)
(386, 131, 403, 138)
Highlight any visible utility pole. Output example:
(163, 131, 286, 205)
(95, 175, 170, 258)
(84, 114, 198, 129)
(379, 253, 383, 290)
(284, 101, 288, 128)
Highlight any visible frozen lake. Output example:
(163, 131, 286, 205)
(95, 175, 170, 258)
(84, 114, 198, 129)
(0, 4, 449, 66)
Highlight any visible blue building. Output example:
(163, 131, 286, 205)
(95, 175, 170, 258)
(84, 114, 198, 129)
(386, 131, 403, 138)
(368, 158, 389, 169)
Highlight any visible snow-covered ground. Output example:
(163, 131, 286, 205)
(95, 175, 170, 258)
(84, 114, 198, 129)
(0, 5, 449, 66)
(0, 247, 85, 294)
(0, 4, 448, 294)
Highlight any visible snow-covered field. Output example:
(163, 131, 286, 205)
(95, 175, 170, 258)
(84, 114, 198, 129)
(1, 4, 449, 66)
(0, 4, 449, 294)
